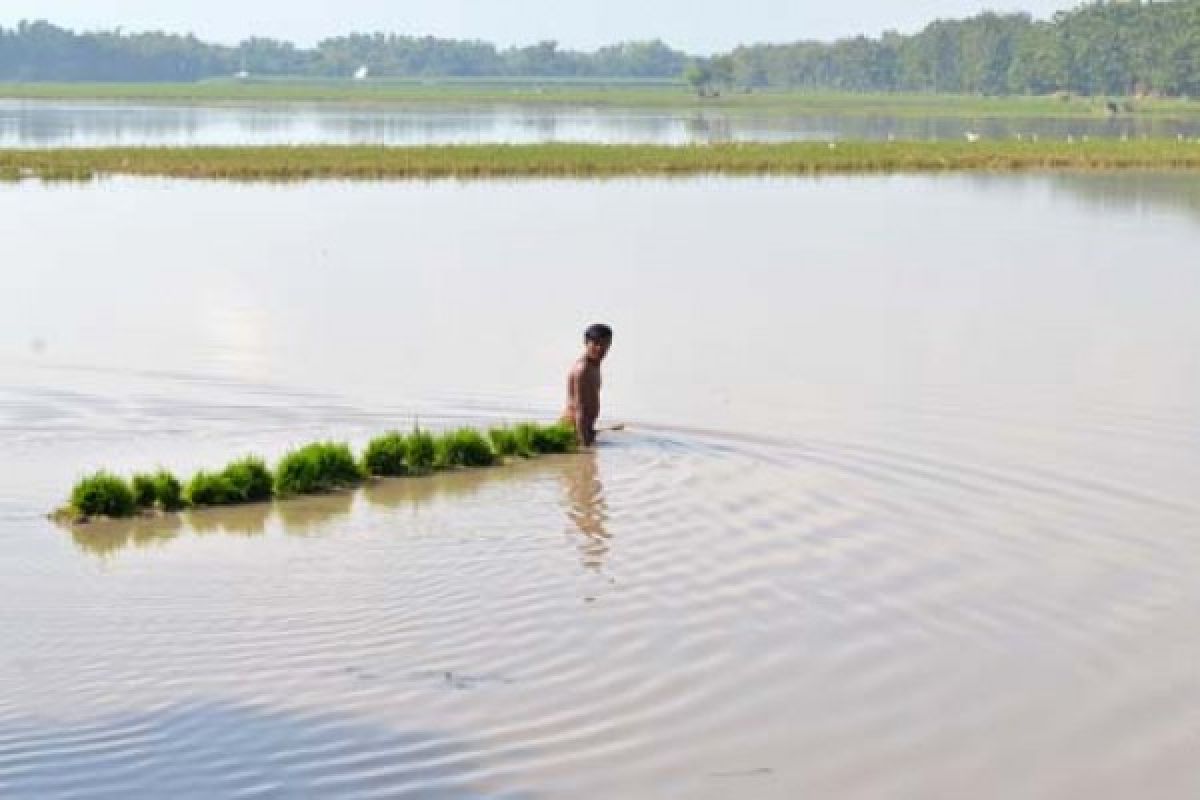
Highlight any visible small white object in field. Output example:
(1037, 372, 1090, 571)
(354, 66, 369, 80)
(965, 131, 981, 143)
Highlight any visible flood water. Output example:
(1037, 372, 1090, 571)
(2, 173, 1199, 798)
(5, 98, 1200, 147)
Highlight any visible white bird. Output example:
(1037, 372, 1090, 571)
(353, 65, 369, 81)
(965, 131, 981, 143)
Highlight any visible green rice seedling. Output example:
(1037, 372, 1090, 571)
(69, 471, 137, 518)
(221, 456, 273, 502)
(185, 470, 243, 506)
(363, 432, 408, 477)
(511, 422, 540, 457)
(434, 428, 496, 469)
(530, 422, 577, 454)
(152, 470, 185, 511)
(131, 473, 158, 509)
(405, 428, 437, 474)
(274, 442, 364, 495)
(488, 426, 521, 458)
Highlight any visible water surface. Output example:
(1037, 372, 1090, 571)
(1, 173, 1199, 798)
(5, 98, 1200, 147)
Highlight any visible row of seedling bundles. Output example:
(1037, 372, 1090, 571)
(60, 421, 577, 521)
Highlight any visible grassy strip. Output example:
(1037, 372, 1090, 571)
(57, 421, 577, 522)
(4, 141, 1200, 183)
(5, 82, 1200, 119)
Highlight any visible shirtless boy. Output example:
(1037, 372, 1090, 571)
(562, 324, 613, 447)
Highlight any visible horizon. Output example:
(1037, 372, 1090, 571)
(2, 0, 1078, 54)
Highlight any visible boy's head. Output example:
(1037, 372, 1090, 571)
(583, 323, 613, 362)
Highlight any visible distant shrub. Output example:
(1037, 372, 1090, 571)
(221, 456, 273, 502)
(186, 470, 243, 506)
(275, 442, 364, 495)
(70, 471, 137, 518)
(152, 470, 185, 511)
(488, 426, 521, 458)
(363, 432, 408, 476)
(405, 429, 437, 474)
(131, 473, 158, 509)
(434, 428, 496, 469)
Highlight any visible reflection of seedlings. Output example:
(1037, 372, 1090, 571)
(274, 490, 355, 536)
(187, 502, 272, 537)
(69, 513, 183, 557)
(274, 442, 364, 495)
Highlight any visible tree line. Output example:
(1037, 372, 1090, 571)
(3, 1, 1200, 97)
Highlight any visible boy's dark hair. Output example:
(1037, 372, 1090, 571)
(584, 323, 613, 343)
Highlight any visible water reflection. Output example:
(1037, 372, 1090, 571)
(0, 701, 531, 799)
(560, 451, 611, 571)
(273, 490, 355, 536)
(189, 502, 272, 537)
(68, 513, 183, 558)
(6, 98, 1200, 147)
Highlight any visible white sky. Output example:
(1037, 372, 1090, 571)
(3, 0, 1076, 53)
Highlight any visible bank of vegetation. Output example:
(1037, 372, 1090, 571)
(56, 422, 577, 523)
(5, 141, 1200, 183)
(4, 2, 1200, 97)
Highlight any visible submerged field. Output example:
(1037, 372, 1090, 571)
(5, 81, 1200, 120)
(2, 173, 1199, 798)
(3, 140, 1200, 181)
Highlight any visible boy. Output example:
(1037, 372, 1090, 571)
(562, 324, 613, 447)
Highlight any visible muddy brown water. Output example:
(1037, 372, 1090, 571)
(1, 173, 1199, 798)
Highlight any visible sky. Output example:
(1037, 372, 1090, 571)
(4, 0, 1077, 53)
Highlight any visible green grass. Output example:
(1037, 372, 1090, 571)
(185, 457, 273, 506)
(5, 82, 1200, 120)
(56, 421, 581, 521)
(529, 422, 577, 454)
(274, 442, 364, 495)
(363, 432, 409, 477)
(222, 456, 274, 502)
(433, 428, 496, 469)
(131, 469, 186, 511)
(69, 471, 137, 518)
(131, 473, 158, 509)
(5, 140, 1200, 183)
(185, 470, 243, 506)
(406, 429, 437, 474)
(488, 426, 522, 458)
(152, 470, 185, 511)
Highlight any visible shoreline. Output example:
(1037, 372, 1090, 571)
(4, 141, 1200, 181)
